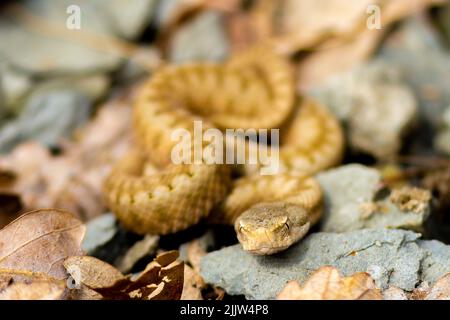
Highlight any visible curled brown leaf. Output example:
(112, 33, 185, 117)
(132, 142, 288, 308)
(64, 251, 184, 300)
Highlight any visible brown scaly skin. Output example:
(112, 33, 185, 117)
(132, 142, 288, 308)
(103, 45, 344, 255)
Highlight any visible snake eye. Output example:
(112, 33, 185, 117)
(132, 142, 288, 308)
(284, 222, 289, 230)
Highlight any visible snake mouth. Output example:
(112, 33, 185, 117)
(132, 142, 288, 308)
(244, 244, 291, 255)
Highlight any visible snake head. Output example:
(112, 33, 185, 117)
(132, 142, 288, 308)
(234, 202, 310, 255)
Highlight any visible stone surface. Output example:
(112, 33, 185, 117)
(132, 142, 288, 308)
(312, 61, 417, 159)
(316, 164, 430, 233)
(169, 11, 230, 63)
(201, 229, 450, 299)
(116, 234, 159, 273)
(82, 213, 118, 254)
(0, 89, 92, 152)
(418, 240, 450, 285)
(377, 16, 450, 153)
(0, 0, 156, 75)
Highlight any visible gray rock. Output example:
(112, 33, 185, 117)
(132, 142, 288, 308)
(0, 0, 156, 75)
(316, 164, 430, 233)
(312, 62, 417, 159)
(31, 74, 110, 102)
(115, 234, 159, 273)
(0, 89, 92, 152)
(0, 5, 118, 75)
(0, 63, 31, 115)
(201, 229, 442, 299)
(418, 240, 450, 285)
(169, 11, 230, 63)
(82, 213, 118, 254)
(377, 17, 450, 137)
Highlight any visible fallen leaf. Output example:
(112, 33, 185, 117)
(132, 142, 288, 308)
(382, 286, 409, 300)
(64, 251, 184, 300)
(180, 238, 226, 300)
(181, 264, 205, 300)
(0, 89, 92, 153)
(236, 0, 445, 89)
(274, 0, 375, 51)
(184, 239, 207, 273)
(0, 269, 66, 300)
(277, 266, 382, 300)
(0, 209, 85, 279)
(271, 0, 446, 54)
(64, 256, 127, 290)
(412, 273, 450, 300)
(296, 29, 383, 91)
(0, 96, 133, 221)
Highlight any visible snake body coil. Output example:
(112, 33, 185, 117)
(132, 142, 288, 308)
(104, 46, 344, 255)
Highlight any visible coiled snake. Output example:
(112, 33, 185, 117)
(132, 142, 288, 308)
(103, 46, 344, 255)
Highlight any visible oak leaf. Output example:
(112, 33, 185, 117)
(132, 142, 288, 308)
(414, 273, 450, 300)
(277, 266, 382, 300)
(181, 264, 205, 300)
(0, 209, 85, 279)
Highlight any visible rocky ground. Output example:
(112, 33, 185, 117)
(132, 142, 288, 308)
(0, 0, 450, 300)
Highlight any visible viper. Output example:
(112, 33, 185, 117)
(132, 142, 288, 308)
(103, 45, 344, 255)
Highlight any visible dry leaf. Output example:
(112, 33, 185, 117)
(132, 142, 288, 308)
(271, 0, 446, 53)
(64, 251, 184, 300)
(0, 209, 85, 279)
(238, 0, 445, 89)
(277, 266, 382, 300)
(296, 30, 383, 91)
(64, 256, 127, 290)
(181, 264, 205, 300)
(0, 269, 66, 300)
(423, 274, 450, 300)
(413, 273, 450, 300)
(382, 286, 409, 300)
(184, 239, 207, 273)
(274, 0, 374, 51)
(0, 97, 132, 221)
(180, 238, 226, 300)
